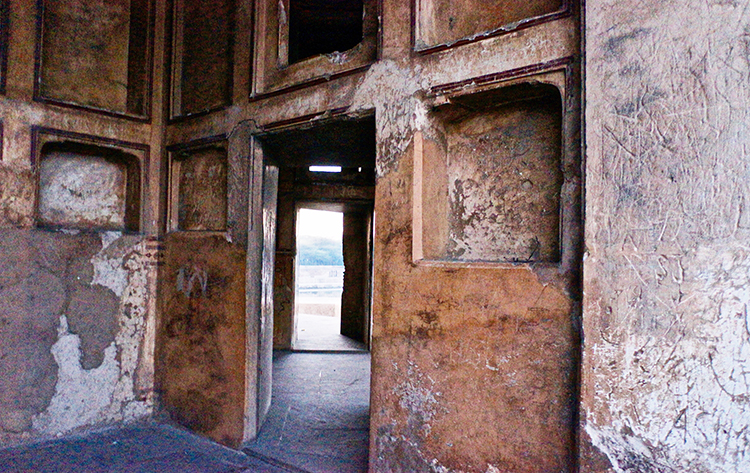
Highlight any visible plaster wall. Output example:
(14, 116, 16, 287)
(581, 1, 750, 472)
(0, 230, 158, 445)
(156, 233, 247, 448)
(4, 0, 748, 472)
(166, 0, 581, 469)
(0, 0, 165, 447)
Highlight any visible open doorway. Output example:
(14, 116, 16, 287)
(295, 207, 351, 350)
(243, 117, 375, 472)
(291, 194, 374, 353)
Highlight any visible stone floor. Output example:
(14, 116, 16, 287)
(244, 351, 370, 473)
(0, 352, 371, 473)
(0, 423, 286, 473)
(295, 313, 367, 352)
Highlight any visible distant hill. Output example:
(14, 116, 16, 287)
(297, 235, 343, 266)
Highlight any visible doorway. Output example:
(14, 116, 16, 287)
(294, 207, 347, 350)
(244, 117, 375, 471)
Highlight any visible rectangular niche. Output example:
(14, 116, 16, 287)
(170, 0, 234, 118)
(288, 0, 363, 64)
(36, 139, 142, 232)
(415, 80, 565, 264)
(415, 0, 566, 50)
(36, 0, 152, 117)
(254, 0, 377, 95)
(169, 140, 228, 232)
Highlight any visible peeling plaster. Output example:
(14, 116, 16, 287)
(31, 236, 154, 437)
(32, 315, 121, 434)
(91, 231, 127, 297)
(351, 61, 430, 175)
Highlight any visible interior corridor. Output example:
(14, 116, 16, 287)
(244, 351, 371, 473)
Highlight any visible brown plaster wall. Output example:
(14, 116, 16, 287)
(370, 145, 579, 472)
(253, 0, 377, 94)
(156, 233, 246, 448)
(5, 0, 747, 471)
(424, 86, 564, 263)
(581, 1, 750, 472)
(164, 1, 579, 470)
(1, 1, 593, 470)
(0, 166, 34, 228)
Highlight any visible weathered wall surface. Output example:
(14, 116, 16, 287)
(39, 0, 131, 112)
(0, 0, 165, 448)
(156, 233, 247, 448)
(370, 146, 579, 472)
(582, 1, 750, 472)
(164, 0, 580, 469)
(0, 230, 157, 446)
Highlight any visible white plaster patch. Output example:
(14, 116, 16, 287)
(351, 60, 430, 175)
(33, 238, 156, 438)
(91, 232, 127, 297)
(32, 315, 120, 435)
(393, 362, 441, 437)
(38, 154, 127, 228)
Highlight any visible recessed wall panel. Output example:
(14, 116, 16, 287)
(37, 0, 151, 116)
(416, 0, 563, 49)
(171, 144, 228, 231)
(39, 152, 127, 229)
(37, 142, 141, 231)
(420, 82, 563, 263)
(171, 0, 234, 117)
